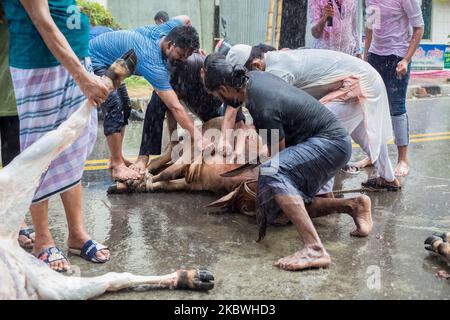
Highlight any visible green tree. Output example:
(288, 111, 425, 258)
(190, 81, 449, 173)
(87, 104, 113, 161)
(78, 0, 121, 29)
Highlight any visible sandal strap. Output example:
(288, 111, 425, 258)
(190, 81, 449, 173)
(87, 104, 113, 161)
(19, 227, 35, 238)
(36, 247, 67, 264)
(80, 240, 109, 261)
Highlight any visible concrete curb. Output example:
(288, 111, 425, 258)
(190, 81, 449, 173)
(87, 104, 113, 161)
(407, 84, 450, 99)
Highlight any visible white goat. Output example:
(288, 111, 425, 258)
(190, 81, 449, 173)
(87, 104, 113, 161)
(0, 51, 214, 300)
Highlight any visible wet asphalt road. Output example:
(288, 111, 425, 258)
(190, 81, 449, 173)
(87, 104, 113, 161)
(37, 97, 449, 300)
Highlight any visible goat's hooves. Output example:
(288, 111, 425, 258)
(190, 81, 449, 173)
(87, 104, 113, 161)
(176, 269, 215, 291)
(425, 235, 442, 248)
(437, 242, 450, 261)
(107, 183, 122, 194)
(107, 182, 131, 195)
(433, 232, 450, 242)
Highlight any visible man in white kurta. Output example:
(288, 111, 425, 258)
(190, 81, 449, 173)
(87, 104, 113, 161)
(226, 45, 400, 192)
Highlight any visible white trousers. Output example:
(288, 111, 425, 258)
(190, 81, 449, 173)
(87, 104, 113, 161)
(318, 101, 395, 194)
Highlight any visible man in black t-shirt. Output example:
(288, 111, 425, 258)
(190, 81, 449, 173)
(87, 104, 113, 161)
(204, 54, 374, 271)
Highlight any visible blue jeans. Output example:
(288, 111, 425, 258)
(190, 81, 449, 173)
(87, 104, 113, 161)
(368, 53, 411, 146)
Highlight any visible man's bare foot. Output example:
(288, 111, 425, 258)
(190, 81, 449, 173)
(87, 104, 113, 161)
(395, 161, 409, 177)
(349, 195, 373, 237)
(354, 157, 373, 169)
(362, 177, 401, 191)
(111, 163, 141, 182)
(130, 155, 149, 175)
(274, 246, 331, 271)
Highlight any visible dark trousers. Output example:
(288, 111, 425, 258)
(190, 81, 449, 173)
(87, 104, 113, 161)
(139, 91, 167, 156)
(93, 66, 132, 136)
(0, 115, 20, 166)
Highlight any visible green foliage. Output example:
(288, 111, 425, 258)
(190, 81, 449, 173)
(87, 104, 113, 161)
(124, 76, 151, 89)
(77, 0, 121, 29)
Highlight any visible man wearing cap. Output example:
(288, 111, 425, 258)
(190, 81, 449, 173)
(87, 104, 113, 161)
(221, 44, 400, 193)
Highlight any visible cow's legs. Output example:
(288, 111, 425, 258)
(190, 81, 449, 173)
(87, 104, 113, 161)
(151, 178, 204, 192)
(107, 177, 198, 194)
(153, 164, 189, 183)
(148, 148, 173, 174)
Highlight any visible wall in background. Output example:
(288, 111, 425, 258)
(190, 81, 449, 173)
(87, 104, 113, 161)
(104, 0, 215, 52)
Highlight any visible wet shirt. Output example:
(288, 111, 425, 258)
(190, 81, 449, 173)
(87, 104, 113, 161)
(3, 0, 90, 69)
(169, 53, 245, 123)
(90, 19, 182, 91)
(89, 26, 114, 41)
(0, 11, 16, 116)
(308, 0, 361, 56)
(169, 53, 223, 122)
(366, 0, 424, 58)
(245, 71, 347, 147)
(264, 49, 377, 89)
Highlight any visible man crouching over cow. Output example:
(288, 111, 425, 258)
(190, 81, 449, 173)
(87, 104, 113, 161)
(204, 53, 373, 271)
(132, 51, 248, 174)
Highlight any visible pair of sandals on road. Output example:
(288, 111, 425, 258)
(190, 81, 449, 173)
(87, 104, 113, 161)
(19, 230, 109, 273)
(34, 240, 110, 273)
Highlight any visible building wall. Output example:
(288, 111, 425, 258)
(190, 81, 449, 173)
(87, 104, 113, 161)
(219, 0, 271, 46)
(94, 0, 449, 51)
(100, 0, 215, 52)
(93, 0, 107, 7)
(431, 1, 450, 44)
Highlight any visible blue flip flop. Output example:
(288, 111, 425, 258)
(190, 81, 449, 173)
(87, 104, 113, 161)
(35, 247, 70, 273)
(18, 227, 35, 249)
(69, 240, 110, 263)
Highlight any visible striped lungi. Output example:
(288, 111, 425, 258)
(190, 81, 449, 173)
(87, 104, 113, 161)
(9, 58, 97, 203)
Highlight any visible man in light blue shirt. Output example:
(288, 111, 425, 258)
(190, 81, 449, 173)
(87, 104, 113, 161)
(90, 16, 208, 181)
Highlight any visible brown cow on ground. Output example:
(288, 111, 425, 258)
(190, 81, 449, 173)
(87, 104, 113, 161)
(108, 117, 264, 216)
(107, 117, 372, 232)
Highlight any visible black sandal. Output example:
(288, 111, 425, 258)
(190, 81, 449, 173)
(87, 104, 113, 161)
(362, 177, 401, 192)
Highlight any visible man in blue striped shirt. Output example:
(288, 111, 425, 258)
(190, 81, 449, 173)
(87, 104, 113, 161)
(90, 16, 208, 182)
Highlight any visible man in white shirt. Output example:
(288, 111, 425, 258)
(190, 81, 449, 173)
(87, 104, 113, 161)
(225, 44, 401, 192)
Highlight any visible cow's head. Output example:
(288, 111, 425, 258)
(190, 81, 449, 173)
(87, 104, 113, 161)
(206, 179, 258, 216)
